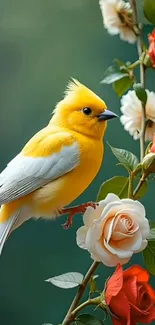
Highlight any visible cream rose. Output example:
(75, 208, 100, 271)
(76, 194, 150, 267)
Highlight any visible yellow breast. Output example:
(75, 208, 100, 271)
(32, 133, 104, 216)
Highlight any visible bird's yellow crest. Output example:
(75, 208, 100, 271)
(51, 78, 116, 139)
(64, 78, 81, 96)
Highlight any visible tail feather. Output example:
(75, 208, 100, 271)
(0, 211, 19, 255)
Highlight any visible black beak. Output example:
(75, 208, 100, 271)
(98, 109, 118, 121)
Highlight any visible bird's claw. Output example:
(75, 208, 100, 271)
(61, 201, 98, 230)
(79, 201, 98, 214)
(62, 219, 73, 230)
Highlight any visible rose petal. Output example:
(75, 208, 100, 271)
(84, 194, 120, 228)
(85, 225, 102, 253)
(135, 239, 148, 253)
(94, 241, 130, 266)
(121, 199, 146, 218)
(111, 231, 133, 240)
(83, 202, 105, 227)
(123, 265, 150, 282)
(115, 230, 143, 252)
(137, 218, 150, 240)
(144, 283, 155, 301)
(114, 207, 149, 239)
(138, 285, 152, 310)
(76, 226, 87, 249)
(96, 200, 122, 227)
(106, 216, 116, 243)
(130, 302, 155, 323)
(120, 28, 136, 44)
(123, 276, 137, 305)
(110, 291, 130, 325)
(114, 212, 139, 235)
(103, 193, 121, 205)
(129, 213, 149, 239)
(104, 238, 133, 258)
(104, 217, 114, 240)
(113, 213, 131, 234)
(105, 264, 123, 305)
(90, 252, 101, 262)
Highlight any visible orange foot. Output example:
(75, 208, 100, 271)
(61, 201, 98, 230)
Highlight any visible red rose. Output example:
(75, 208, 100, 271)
(148, 29, 155, 68)
(105, 264, 155, 325)
(151, 134, 155, 153)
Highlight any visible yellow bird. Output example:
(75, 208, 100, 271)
(0, 79, 117, 254)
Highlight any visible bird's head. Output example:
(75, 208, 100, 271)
(51, 79, 118, 139)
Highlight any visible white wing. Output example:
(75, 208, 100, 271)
(0, 142, 80, 205)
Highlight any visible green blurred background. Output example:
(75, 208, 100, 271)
(0, 0, 155, 324)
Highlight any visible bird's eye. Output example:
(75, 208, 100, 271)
(82, 107, 92, 115)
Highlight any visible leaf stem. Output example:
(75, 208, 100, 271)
(62, 261, 99, 325)
(130, 0, 146, 161)
(119, 178, 129, 197)
(129, 59, 141, 70)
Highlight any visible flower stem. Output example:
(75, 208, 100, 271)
(130, 0, 146, 161)
(128, 171, 134, 198)
(133, 176, 145, 198)
(140, 117, 147, 160)
(62, 261, 99, 325)
(67, 297, 101, 323)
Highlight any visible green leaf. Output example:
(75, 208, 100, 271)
(148, 228, 155, 240)
(137, 0, 152, 25)
(114, 58, 126, 67)
(113, 77, 133, 97)
(133, 83, 147, 105)
(101, 65, 128, 84)
(143, 0, 155, 24)
(114, 59, 130, 71)
(45, 272, 84, 289)
(101, 60, 133, 96)
(150, 221, 155, 229)
(109, 144, 139, 172)
(133, 180, 148, 200)
(97, 176, 129, 201)
(143, 241, 155, 275)
(76, 314, 104, 325)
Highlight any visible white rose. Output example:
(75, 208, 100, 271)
(76, 194, 150, 267)
(120, 90, 155, 141)
(99, 0, 136, 44)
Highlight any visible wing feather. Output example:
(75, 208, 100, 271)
(0, 134, 80, 205)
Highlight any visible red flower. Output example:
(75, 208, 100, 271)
(148, 29, 155, 68)
(151, 134, 155, 153)
(105, 264, 155, 325)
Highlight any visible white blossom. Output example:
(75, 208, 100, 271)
(99, 0, 136, 44)
(120, 90, 155, 141)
